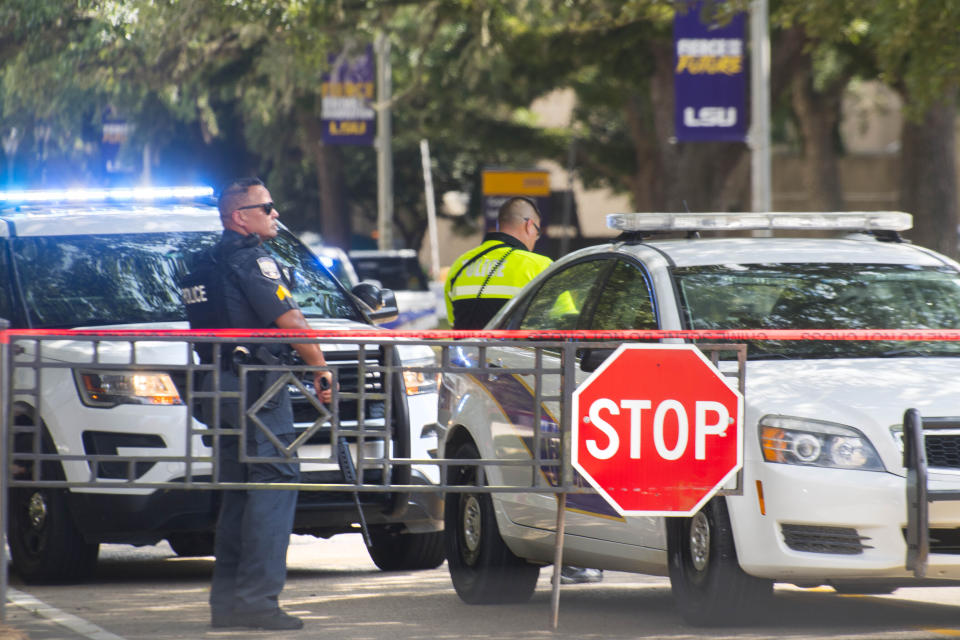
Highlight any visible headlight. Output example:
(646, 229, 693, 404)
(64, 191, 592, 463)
(759, 415, 885, 472)
(74, 369, 182, 408)
(402, 358, 439, 396)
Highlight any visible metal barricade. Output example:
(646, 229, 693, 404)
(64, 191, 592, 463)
(0, 328, 746, 626)
(903, 409, 960, 577)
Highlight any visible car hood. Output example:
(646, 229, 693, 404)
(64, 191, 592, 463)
(27, 318, 432, 365)
(740, 357, 960, 475)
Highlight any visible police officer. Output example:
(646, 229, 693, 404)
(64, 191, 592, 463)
(443, 196, 603, 584)
(180, 177, 333, 631)
(444, 197, 552, 329)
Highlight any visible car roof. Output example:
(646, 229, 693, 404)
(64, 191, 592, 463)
(608, 235, 951, 268)
(0, 204, 221, 237)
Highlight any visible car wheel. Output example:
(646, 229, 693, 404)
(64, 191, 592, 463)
(166, 532, 216, 557)
(444, 440, 540, 604)
(667, 498, 772, 625)
(8, 487, 99, 584)
(366, 526, 445, 571)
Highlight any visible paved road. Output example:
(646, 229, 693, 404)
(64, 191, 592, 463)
(4, 534, 960, 639)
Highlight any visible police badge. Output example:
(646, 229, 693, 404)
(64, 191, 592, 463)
(257, 257, 281, 279)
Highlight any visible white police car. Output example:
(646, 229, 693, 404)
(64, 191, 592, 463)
(439, 211, 960, 624)
(1, 187, 443, 583)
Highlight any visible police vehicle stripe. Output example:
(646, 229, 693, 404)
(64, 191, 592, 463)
(467, 371, 623, 521)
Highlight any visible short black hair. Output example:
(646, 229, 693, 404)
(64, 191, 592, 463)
(498, 196, 541, 228)
(217, 177, 264, 217)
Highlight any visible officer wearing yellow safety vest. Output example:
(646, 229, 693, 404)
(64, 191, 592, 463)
(443, 196, 605, 585)
(444, 197, 552, 329)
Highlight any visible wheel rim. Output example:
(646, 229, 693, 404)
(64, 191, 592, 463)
(27, 492, 48, 531)
(689, 511, 711, 572)
(462, 494, 482, 554)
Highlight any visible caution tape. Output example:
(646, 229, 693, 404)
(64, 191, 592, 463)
(3, 328, 960, 341)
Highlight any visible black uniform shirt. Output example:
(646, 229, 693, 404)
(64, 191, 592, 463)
(181, 229, 299, 362)
(219, 230, 298, 328)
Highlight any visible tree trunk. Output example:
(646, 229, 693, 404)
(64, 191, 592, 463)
(790, 61, 846, 211)
(638, 39, 750, 213)
(300, 113, 350, 249)
(900, 89, 958, 258)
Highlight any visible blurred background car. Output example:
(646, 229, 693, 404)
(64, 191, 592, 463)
(349, 249, 442, 330)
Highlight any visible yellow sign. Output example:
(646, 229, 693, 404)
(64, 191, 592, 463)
(482, 170, 550, 197)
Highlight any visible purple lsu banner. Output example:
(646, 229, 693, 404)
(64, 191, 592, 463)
(673, 2, 747, 142)
(321, 45, 376, 146)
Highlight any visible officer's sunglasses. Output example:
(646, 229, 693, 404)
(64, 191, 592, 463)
(236, 202, 274, 215)
(525, 218, 542, 237)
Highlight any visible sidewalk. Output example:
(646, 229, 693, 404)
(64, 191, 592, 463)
(3, 589, 111, 640)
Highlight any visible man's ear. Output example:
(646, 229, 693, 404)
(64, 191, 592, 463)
(228, 209, 246, 230)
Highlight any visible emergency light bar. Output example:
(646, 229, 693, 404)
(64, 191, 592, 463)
(0, 186, 214, 203)
(607, 211, 913, 233)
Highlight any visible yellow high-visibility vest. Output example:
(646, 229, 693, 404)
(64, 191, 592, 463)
(444, 236, 552, 329)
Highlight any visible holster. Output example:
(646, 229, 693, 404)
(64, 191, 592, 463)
(235, 345, 290, 411)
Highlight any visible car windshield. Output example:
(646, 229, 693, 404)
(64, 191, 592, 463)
(12, 228, 362, 328)
(674, 263, 960, 359)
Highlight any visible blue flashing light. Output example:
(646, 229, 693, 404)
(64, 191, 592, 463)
(317, 255, 336, 269)
(0, 186, 214, 203)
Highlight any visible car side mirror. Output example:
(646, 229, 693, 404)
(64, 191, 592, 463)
(351, 282, 399, 323)
(578, 348, 615, 373)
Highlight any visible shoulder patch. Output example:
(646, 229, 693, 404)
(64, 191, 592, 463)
(257, 257, 281, 279)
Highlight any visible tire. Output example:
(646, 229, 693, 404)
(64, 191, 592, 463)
(8, 487, 99, 584)
(8, 421, 99, 584)
(366, 526, 445, 571)
(444, 440, 540, 604)
(166, 532, 216, 557)
(667, 498, 772, 626)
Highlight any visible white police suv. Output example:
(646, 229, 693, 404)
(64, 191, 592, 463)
(1, 187, 443, 583)
(439, 211, 960, 624)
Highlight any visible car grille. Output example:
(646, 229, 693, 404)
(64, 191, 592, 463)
(925, 435, 960, 469)
(290, 349, 390, 443)
(901, 527, 960, 555)
(168, 348, 394, 447)
(781, 524, 872, 555)
(81, 431, 165, 480)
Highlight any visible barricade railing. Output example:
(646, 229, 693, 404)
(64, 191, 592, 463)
(903, 409, 960, 578)
(4, 327, 960, 629)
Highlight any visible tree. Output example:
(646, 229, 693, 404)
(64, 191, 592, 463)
(777, 0, 960, 255)
(3, 0, 959, 256)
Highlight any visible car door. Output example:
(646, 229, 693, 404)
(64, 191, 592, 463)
(562, 258, 664, 547)
(492, 257, 664, 549)
(489, 258, 613, 529)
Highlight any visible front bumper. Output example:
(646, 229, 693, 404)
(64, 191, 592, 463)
(729, 463, 960, 582)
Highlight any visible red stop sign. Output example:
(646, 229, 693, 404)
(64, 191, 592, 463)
(572, 344, 743, 516)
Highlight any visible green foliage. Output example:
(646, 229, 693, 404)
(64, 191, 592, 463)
(775, 0, 960, 113)
(1, 0, 958, 247)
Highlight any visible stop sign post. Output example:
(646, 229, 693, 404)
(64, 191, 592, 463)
(571, 344, 743, 517)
